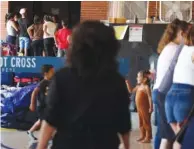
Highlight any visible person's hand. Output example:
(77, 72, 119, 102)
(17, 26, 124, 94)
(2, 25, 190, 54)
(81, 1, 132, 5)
(29, 104, 35, 112)
(55, 43, 58, 48)
(192, 52, 194, 63)
(149, 107, 153, 113)
(30, 36, 34, 40)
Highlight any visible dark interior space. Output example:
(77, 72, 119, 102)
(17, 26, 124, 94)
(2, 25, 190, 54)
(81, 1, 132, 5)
(7, 1, 167, 86)
(113, 24, 167, 86)
(8, 1, 81, 28)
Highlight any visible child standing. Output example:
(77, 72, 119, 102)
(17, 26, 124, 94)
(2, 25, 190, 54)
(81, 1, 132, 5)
(27, 64, 54, 140)
(55, 19, 72, 57)
(126, 70, 153, 143)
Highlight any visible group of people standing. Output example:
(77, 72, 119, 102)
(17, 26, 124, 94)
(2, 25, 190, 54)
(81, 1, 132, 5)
(5, 9, 194, 148)
(125, 18, 194, 149)
(5, 8, 71, 57)
(153, 19, 194, 149)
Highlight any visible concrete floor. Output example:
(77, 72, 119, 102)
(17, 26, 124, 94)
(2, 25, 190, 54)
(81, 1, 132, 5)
(1, 113, 154, 149)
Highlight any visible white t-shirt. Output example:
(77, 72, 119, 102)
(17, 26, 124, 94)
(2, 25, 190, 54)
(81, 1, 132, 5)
(43, 21, 56, 39)
(153, 42, 179, 89)
(6, 20, 17, 36)
(173, 45, 194, 86)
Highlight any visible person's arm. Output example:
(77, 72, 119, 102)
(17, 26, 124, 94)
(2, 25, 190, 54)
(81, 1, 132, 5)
(10, 21, 19, 32)
(43, 23, 50, 36)
(158, 44, 184, 94)
(117, 78, 131, 149)
(67, 33, 72, 44)
(145, 85, 153, 113)
(125, 80, 138, 93)
(54, 23, 58, 34)
(27, 25, 34, 40)
(54, 32, 58, 47)
(29, 87, 39, 112)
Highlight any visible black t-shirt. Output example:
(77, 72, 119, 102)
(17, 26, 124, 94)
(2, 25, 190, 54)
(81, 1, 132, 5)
(37, 79, 50, 114)
(18, 18, 29, 37)
(44, 67, 131, 149)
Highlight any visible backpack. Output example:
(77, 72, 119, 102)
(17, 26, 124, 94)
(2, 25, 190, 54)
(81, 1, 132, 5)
(1, 42, 17, 56)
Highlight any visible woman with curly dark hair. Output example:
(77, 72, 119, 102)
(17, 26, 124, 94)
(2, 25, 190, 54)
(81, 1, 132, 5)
(37, 21, 131, 149)
(153, 19, 190, 149)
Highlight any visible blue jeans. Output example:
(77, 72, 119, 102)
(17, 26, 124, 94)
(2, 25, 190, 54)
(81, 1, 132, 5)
(57, 49, 66, 57)
(152, 90, 161, 149)
(19, 37, 30, 49)
(165, 83, 194, 123)
(152, 89, 175, 140)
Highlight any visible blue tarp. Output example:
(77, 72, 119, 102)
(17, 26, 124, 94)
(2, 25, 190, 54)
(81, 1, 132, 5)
(1, 72, 14, 86)
(1, 84, 38, 129)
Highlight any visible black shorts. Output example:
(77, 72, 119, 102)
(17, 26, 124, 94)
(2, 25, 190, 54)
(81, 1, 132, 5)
(37, 108, 44, 120)
(156, 90, 175, 140)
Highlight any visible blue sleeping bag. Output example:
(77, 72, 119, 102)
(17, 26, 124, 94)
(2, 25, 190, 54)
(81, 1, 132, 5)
(1, 84, 38, 129)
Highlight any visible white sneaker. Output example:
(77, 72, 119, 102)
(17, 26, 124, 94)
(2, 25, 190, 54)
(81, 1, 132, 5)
(27, 131, 37, 141)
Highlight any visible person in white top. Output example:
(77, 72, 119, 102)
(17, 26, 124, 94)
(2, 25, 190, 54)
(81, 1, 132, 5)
(43, 15, 57, 57)
(165, 25, 194, 137)
(152, 19, 189, 149)
(5, 12, 19, 45)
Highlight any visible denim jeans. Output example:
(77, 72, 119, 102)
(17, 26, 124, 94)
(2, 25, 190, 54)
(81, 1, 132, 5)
(165, 83, 194, 123)
(152, 89, 175, 140)
(19, 37, 30, 49)
(152, 90, 161, 149)
(57, 49, 66, 57)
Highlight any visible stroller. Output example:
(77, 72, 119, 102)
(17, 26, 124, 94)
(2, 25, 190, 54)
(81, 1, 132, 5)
(0, 41, 18, 56)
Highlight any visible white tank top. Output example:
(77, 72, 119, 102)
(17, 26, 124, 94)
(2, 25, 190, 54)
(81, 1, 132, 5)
(43, 21, 56, 39)
(153, 42, 178, 89)
(6, 20, 17, 36)
(173, 45, 194, 86)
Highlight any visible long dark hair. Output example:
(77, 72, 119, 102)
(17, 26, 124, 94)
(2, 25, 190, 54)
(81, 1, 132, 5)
(67, 21, 120, 78)
(5, 12, 15, 24)
(33, 15, 42, 25)
(43, 15, 53, 22)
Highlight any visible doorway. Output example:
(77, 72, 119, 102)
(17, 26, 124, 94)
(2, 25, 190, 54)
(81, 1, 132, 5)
(9, 1, 81, 27)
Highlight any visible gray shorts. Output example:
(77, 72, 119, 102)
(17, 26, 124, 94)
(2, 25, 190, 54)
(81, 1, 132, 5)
(57, 49, 66, 57)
